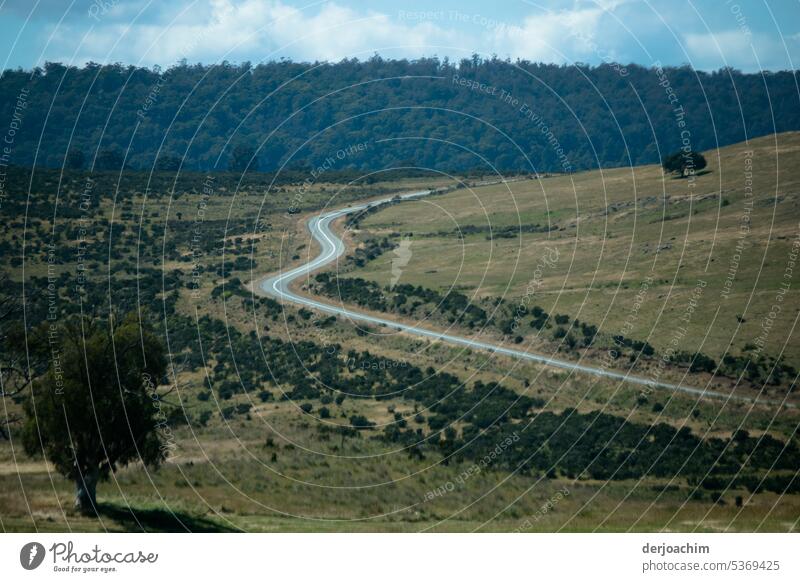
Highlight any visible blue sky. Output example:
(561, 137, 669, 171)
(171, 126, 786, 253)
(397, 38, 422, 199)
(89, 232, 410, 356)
(1, 0, 798, 71)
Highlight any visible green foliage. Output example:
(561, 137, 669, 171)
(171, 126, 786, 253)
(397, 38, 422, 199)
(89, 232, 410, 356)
(155, 154, 182, 171)
(95, 148, 125, 171)
(350, 415, 375, 429)
(662, 150, 708, 177)
(22, 313, 167, 513)
(65, 148, 85, 169)
(229, 144, 257, 172)
(197, 410, 213, 427)
(457, 409, 799, 483)
(314, 274, 487, 327)
(2, 60, 796, 172)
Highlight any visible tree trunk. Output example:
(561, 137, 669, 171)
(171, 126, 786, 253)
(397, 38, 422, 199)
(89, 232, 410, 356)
(74, 467, 99, 515)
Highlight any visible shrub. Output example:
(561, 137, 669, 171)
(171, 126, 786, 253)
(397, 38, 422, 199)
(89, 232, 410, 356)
(350, 414, 375, 429)
(197, 410, 212, 427)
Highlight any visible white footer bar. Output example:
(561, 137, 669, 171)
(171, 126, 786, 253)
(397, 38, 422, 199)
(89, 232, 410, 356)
(2, 533, 796, 581)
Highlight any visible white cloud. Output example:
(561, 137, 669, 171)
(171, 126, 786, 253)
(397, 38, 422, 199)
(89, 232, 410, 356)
(38, 0, 618, 67)
(684, 29, 800, 71)
(485, 7, 608, 63)
(42, 0, 461, 66)
(14, 0, 798, 71)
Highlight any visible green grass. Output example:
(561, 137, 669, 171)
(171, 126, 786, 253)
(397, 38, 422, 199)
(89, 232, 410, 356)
(3, 416, 797, 532)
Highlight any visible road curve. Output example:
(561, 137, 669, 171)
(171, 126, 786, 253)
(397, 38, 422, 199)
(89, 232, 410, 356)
(259, 189, 762, 405)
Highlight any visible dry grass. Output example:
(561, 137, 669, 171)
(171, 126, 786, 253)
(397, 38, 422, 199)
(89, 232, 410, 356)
(352, 133, 800, 366)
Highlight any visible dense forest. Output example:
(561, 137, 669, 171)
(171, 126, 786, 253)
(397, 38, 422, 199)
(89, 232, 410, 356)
(1, 57, 798, 173)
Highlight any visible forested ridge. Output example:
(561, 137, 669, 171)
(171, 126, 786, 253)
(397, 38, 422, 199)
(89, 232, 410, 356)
(2, 57, 798, 173)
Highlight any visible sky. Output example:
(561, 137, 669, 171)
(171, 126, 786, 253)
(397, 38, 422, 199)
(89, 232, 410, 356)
(0, 0, 798, 72)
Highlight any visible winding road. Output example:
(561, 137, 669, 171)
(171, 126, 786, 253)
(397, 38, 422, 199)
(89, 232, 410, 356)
(258, 189, 761, 405)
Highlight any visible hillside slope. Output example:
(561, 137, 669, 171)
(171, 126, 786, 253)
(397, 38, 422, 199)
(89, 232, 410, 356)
(346, 132, 800, 376)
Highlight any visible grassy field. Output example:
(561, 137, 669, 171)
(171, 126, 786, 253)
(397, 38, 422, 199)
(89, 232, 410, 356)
(3, 414, 798, 533)
(350, 133, 800, 370)
(1, 141, 798, 533)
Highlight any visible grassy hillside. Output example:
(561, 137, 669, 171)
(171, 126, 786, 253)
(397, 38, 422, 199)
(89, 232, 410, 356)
(1, 140, 798, 533)
(348, 133, 800, 374)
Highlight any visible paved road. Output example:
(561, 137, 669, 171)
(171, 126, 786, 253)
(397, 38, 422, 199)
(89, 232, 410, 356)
(258, 189, 759, 404)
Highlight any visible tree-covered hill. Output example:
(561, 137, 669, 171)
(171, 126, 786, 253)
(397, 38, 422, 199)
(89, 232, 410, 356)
(2, 57, 798, 173)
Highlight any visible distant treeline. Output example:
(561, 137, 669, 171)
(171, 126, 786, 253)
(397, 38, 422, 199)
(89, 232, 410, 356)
(1, 57, 798, 173)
